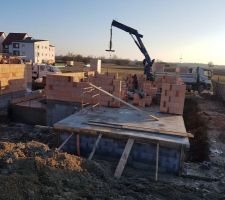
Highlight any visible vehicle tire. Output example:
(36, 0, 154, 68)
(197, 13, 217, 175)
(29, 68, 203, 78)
(198, 84, 205, 94)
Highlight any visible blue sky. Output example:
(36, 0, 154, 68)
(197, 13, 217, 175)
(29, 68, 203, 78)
(1, 0, 225, 64)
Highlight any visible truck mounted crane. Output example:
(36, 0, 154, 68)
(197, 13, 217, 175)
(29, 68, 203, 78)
(106, 20, 155, 80)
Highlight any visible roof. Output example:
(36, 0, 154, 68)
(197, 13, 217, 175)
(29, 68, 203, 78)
(2, 33, 28, 45)
(12, 39, 47, 44)
(0, 32, 5, 37)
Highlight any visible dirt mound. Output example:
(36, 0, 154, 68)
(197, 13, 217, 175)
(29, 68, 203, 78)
(0, 141, 211, 200)
(183, 97, 209, 161)
(0, 141, 83, 173)
(0, 141, 110, 200)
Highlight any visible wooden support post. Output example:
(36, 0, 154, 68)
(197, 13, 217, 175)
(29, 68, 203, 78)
(92, 103, 100, 108)
(88, 133, 102, 160)
(76, 134, 80, 156)
(155, 142, 159, 181)
(91, 94, 100, 98)
(57, 133, 73, 151)
(114, 138, 134, 178)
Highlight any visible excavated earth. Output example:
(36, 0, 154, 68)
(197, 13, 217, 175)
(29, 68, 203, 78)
(0, 95, 224, 200)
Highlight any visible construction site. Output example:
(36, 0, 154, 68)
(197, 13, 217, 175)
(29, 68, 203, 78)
(1, 3, 225, 199)
(0, 53, 225, 199)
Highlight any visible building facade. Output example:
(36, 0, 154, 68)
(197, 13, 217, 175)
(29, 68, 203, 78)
(2, 33, 28, 54)
(10, 39, 55, 64)
(0, 32, 55, 64)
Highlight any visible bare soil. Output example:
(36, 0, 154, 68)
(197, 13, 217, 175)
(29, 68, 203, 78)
(0, 95, 225, 200)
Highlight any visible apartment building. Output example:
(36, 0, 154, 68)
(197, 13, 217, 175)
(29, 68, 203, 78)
(2, 33, 28, 54)
(11, 39, 55, 64)
(0, 32, 55, 64)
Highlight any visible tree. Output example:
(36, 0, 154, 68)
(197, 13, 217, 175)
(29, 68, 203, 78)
(208, 61, 214, 68)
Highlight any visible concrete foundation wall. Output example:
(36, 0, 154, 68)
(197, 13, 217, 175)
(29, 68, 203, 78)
(9, 99, 81, 126)
(9, 104, 46, 125)
(60, 132, 182, 174)
(46, 100, 81, 126)
(0, 91, 26, 110)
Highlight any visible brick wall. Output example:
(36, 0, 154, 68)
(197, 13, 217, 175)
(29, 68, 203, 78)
(45, 72, 124, 108)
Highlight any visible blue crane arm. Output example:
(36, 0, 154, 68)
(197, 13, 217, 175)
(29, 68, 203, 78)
(111, 20, 154, 80)
(111, 20, 143, 38)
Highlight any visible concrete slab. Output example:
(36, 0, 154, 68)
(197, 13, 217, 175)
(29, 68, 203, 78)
(54, 106, 189, 147)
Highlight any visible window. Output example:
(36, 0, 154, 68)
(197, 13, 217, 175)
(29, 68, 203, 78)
(13, 43, 19, 48)
(22, 44, 25, 48)
(4, 45, 9, 49)
(37, 45, 39, 49)
(21, 51, 25, 55)
(13, 50, 20, 56)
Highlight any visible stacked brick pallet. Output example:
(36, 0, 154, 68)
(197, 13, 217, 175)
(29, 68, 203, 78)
(160, 81, 186, 115)
(124, 74, 133, 90)
(123, 74, 158, 108)
(121, 81, 128, 101)
(154, 75, 183, 90)
(132, 81, 158, 108)
(132, 93, 152, 107)
(136, 74, 147, 90)
(45, 72, 124, 108)
(124, 74, 147, 90)
(0, 64, 32, 95)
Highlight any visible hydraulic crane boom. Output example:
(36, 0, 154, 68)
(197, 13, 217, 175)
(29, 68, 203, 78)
(106, 20, 154, 80)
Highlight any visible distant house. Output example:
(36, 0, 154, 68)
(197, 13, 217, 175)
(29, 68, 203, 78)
(0, 32, 6, 53)
(11, 39, 55, 64)
(2, 33, 28, 53)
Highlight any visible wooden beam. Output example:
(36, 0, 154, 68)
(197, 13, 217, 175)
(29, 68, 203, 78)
(88, 83, 159, 121)
(76, 134, 80, 156)
(114, 138, 134, 178)
(86, 121, 193, 138)
(155, 142, 159, 181)
(57, 133, 73, 151)
(88, 133, 102, 160)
